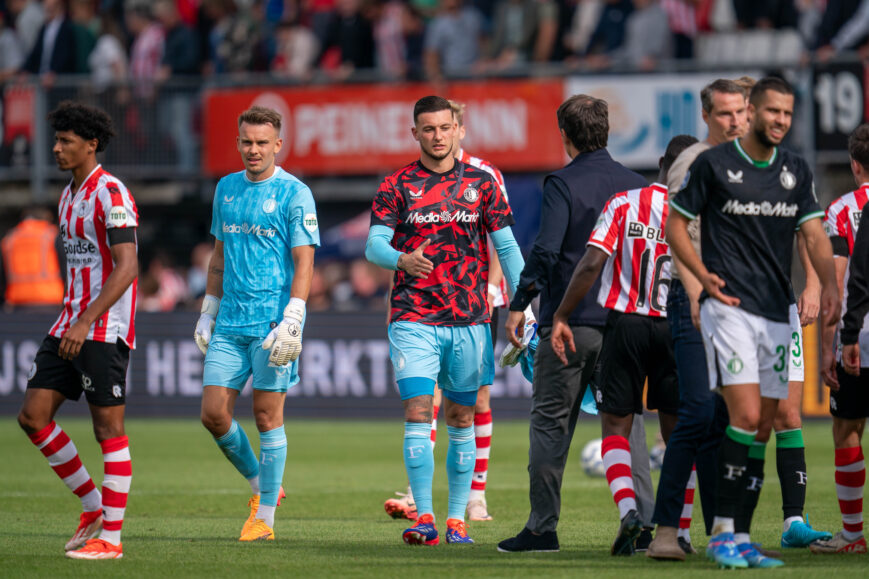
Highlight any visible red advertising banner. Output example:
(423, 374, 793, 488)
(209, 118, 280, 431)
(202, 80, 566, 177)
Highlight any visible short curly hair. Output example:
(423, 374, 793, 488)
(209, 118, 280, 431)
(48, 101, 115, 152)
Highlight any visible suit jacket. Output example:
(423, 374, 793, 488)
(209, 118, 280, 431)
(22, 18, 76, 75)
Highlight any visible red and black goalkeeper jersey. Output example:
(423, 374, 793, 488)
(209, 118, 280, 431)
(371, 159, 515, 326)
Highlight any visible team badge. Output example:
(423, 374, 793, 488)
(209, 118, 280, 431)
(463, 186, 479, 202)
(303, 213, 319, 233)
(263, 198, 277, 214)
(780, 166, 797, 190)
(28, 361, 36, 381)
(726, 353, 744, 375)
(77, 200, 89, 217)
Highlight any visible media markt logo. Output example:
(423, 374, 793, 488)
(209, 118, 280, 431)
(727, 352, 744, 375)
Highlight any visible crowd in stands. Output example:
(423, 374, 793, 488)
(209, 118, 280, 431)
(2, 0, 869, 86)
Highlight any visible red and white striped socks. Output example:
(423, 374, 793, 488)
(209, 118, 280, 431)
(835, 446, 865, 540)
(29, 421, 101, 513)
(99, 436, 131, 545)
(679, 465, 697, 542)
(602, 435, 636, 519)
(469, 410, 492, 502)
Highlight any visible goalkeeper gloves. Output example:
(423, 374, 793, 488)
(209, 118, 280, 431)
(262, 298, 305, 366)
(499, 306, 537, 368)
(194, 295, 220, 355)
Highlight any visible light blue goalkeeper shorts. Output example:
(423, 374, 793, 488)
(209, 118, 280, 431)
(203, 333, 299, 392)
(388, 321, 491, 400)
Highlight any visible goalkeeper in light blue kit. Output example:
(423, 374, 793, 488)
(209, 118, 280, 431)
(193, 105, 319, 542)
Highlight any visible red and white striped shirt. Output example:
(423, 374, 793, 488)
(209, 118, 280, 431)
(50, 165, 139, 348)
(460, 148, 510, 306)
(825, 183, 869, 362)
(587, 183, 671, 317)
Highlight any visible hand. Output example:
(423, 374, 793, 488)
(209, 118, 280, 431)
(797, 286, 820, 326)
(551, 317, 574, 366)
(505, 309, 526, 348)
(842, 343, 861, 377)
(397, 239, 433, 279)
(820, 284, 842, 329)
(59, 320, 90, 360)
(700, 272, 740, 307)
(194, 295, 220, 355)
(499, 307, 537, 367)
(821, 342, 840, 390)
(262, 300, 305, 366)
(689, 295, 701, 331)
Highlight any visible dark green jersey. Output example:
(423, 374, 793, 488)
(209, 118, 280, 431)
(670, 140, 823, 323)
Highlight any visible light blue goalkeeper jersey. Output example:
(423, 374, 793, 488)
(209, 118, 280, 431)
(211, 167, 320, 337)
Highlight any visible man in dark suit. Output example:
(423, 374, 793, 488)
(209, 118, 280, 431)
(20, 0, 76, 84)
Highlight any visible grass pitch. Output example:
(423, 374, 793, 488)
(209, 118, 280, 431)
(0, 417, 861, 577)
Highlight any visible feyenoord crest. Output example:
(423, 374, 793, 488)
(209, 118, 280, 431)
(463, 186, 479, 202)
(263, 198, 277, 213)
(780, 166, 797, 190)
(727, 352, 744, 374)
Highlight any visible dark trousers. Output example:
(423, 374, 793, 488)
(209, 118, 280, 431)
(652, 280, 729, 534)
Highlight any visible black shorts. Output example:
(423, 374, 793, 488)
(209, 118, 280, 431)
(832, 364, 869, 419)
(28, 335, 130, 406)
(592, 310, 679, 417)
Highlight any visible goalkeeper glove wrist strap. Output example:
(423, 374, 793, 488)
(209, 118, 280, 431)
(201, 294, 220, 316)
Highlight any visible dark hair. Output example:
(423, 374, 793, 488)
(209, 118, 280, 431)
(849, 124, 869, 170)
(47, 101, 115, 152)
(749, 76, 794, 107)
(238, 105, 282, 131)
(660, 134, 699, 177)
(700, 79, 745, 113)
(556, 94, 608, 154)
(414, 95, 451, 124)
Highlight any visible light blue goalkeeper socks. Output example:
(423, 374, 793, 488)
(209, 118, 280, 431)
(404, 422, 434, 518)
(446, 425, 475, 521)
(259, 426, 287, 508)
(214, 419, 259, 482)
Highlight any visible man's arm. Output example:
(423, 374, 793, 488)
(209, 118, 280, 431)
(289, 245, 315, 300)
(205, 240, 224, 299)
(800, 218, 841, 329)
(796, 229, 821, 326)
(842, 209, 869, 373)
(549, 247, 608, 364)
(822, 256, 849, 389)
(58, 239, 137, 360)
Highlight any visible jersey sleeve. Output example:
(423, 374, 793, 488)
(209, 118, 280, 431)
(370, 177, 402, 230)
(289, 185, 321, 248)
(210, 179, 224, 241)
(669, 154, 712, 220)
(482, 173, 515, 233)
(824, 199, 850, 257)
(100, 181, 138, 229)
(795, 168, 824, 226)
(587, 194, 625, 256)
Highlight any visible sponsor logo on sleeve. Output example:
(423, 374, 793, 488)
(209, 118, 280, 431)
(304, 213, 319, 233)
(107, 205, 128, 227)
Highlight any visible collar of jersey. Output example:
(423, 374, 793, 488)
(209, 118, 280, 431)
(733, 139, 777, 168)
(69, 164, 103, 196)
(243, 167, 281, 185)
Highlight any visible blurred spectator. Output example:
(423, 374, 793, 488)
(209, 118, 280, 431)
(307, 266, 333, 311)
(7, 0, 44, 54)
(563, 0, 604, 57)
(0, 206, 65, 310)
(732, 0, 797, 29)
(187, 241, 212, 300)
(319, 0, 376, 79)
(583, 0, 633, 56)
(271, 15, 320, 80)
(371, 0, 424, 79)
(20, 0, 77, 86)
(127, 3, 164, 99)
(815, 0, 869, 60)
(661, 0, 696, 58)
(424, 0, 484, 81)
(485, 0, 558, 70)
(154, 0, 199, 172)
(88, 12, 129, 92)
(70, 0, 98, 73)
(138, 250, 190, 312)
(348, 257, 389, 308)
(586, 0, 670, 69)
(0, 9, 25, 82)
(207, 0, 274, 74)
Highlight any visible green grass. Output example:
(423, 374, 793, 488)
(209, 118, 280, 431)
(0, 417, 861, 577)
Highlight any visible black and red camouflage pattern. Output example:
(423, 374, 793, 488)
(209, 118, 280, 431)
(371, 159, 515, 326)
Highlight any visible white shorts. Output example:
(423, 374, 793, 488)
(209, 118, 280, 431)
(699, 299, 791, 399)
(788, 304, 804, 383)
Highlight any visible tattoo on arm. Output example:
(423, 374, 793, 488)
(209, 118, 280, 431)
(209, 266, 224, 276)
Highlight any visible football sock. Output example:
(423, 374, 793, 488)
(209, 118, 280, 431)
(256, 426, 287, 527)
(734, 441, 766, 538)
(446, 425, 475, 521)
(469, 409, 492, 502)
(713, 426, 755, 531)
(602, 435, 636, 519)
(835, 446, 865, 541)
(678, 465, 697, 542)
(214, 419, 259, 493)
(404, 422, 434, 518)
(776, 429, 807, 523)
(28, 421, 101, 513)
(430, 405, 439, 450)
(99, 436, 131, 545)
